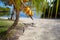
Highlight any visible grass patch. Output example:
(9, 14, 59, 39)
(0, 19, 14, 40)
(0, 19, 13, 33)
(0, 19, 25, 40)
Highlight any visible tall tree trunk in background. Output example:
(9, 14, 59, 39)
(7, 10, 20, 33)
(10, 11, 14, 20)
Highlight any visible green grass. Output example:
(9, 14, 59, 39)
(0, 19, 25, 40)
(0, 19, 13, 33)
(0, 19, 14, 40)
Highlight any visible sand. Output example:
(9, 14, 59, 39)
(18, 18, 60, 40)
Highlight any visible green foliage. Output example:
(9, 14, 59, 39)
(0, 0, 60, 18)
(14, 0, 21, 10)
(0, 19, 13, 40)
(31, 0, 48, 16)
(0, 7, 10, 16)
(0, 0, 48, 16)
(0, 19, 13, 33)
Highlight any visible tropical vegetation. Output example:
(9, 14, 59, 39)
(0, 7, 10, 16)
(0, 0, 60, 39)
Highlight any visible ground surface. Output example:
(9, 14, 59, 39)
(0, 18, 60, 40)
(18, 18, 60, 40)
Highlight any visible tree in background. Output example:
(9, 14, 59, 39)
(41, 0, 60, 18)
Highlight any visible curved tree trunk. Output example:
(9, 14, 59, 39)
(7, 11, 20, 33)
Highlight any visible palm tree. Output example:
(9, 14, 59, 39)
(0, 0, 47, 33)
(41, 0, 60, 18)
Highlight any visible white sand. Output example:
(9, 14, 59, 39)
(18, 18, 60, 40)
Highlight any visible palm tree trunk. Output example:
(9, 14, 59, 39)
(10, 11, 14, 20)
(7, 11, 20, 33)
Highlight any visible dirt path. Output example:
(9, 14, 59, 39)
(18, 19, 60, 40)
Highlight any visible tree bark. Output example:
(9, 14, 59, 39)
(7, 11, 20, 33)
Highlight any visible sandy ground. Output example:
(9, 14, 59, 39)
(18, 18, 60, 40)
(0, 18, 60, 40)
